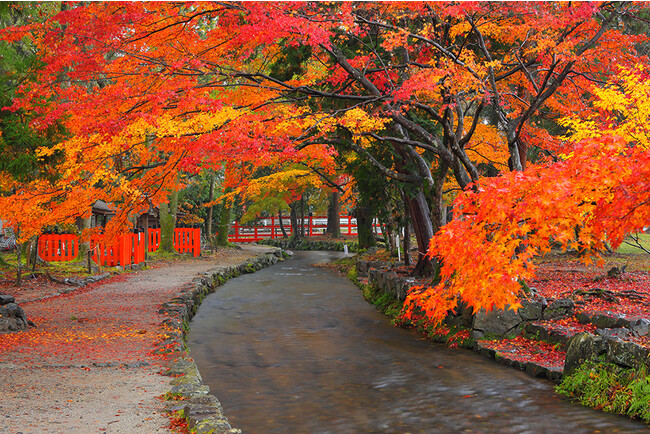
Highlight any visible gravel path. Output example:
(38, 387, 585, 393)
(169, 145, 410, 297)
(0, 245, 274, 433)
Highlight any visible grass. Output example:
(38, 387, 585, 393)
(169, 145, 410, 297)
(0, 250, 95, 279)
(557, 362, 650, 423)
(615, 233, 650, 255)
(335, 251, 474, 349)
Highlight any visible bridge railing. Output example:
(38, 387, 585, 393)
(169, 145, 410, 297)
(228, 215, 383, 243)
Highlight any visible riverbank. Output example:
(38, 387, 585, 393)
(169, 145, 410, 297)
(188, 248, 648, 432)
(0, 245, 282, 433)
(331, 248, 650, 424)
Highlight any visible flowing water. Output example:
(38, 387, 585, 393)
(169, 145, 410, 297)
(189, 251, 647, 433)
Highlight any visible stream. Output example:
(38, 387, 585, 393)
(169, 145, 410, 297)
(189, 250, 647, 433)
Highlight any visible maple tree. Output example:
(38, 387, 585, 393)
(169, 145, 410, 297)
(0, 2, 647, 280)
(403, 65, 650, 324)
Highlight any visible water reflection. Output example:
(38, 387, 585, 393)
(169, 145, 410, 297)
(189, 251, 646, 433)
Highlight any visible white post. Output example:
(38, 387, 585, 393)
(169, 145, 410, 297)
(396, 235, 401, 262)
(344, 244, 348, 256)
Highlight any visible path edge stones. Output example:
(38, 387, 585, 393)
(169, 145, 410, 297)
(156, 248, 288, 434)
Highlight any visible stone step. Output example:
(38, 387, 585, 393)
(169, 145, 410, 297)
(523, 317, 597, 349)
(575, 310, 650, 336)
(475, 336, 565, 382)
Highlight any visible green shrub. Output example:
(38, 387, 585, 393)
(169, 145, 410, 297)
(557, 362, 650, 423)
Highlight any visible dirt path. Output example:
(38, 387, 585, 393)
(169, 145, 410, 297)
(0, 245, 275, 433)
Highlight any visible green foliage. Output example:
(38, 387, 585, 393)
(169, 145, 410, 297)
(148, 249, 183, 261)
(259, 237, 358, 252)
(616, 233, 650, 255)
(0, 2, 67, 186)
(177, 171, 226, 229)
(0, 252, 11, 268)
(268, 42, 313, 83)
(346, 264, 357, 282)
(366, 288, 403, 319)
(519, 278, 532, 295)
(557, 362, 650, 423)
(159, 192, 178, 253)
(240, 196, 289, 224)
(160, 391, 185, 401)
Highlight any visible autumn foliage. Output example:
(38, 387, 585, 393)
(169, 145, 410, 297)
(404, 66, 650, 323)
(0, 2, 649, 321)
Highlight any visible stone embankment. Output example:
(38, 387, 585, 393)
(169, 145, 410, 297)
(356, 259, 650, 382)
(260, 237, 357, 252)
(156, 248, 288, 434)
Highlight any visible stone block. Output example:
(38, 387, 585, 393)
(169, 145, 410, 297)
(518, 299, 544, 321)
(0, 294, 16, 305)
(592, 313, 628, 329)
(596, 328, 631, 340)
(0, 316, 27, 332)
(603, 339, 650, 370)
(543, 298, 574, 320)
(564, 332, 605, 376)
(194, 418, 238, 434)
(472, 306, 522, 338)
(629, 318, 650, 336)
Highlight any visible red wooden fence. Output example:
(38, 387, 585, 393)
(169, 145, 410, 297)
(38, 227, 201, 264)
(175, 228, 201, 257)
(148, 228, 161, 252)
(147, 228, 201, 257)
(227, 215, 380, 243)
(38, 234, 79, 262)
(90, 233, 146, 268)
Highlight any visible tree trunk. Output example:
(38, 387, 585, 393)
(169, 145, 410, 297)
(383, 218, 396, 254)
(299, 194, 305, 237)
(143, 210, 149, 263)
(23, 238, 31, 270)
(31, 237, 38, 272)
(216, 191, 232, 246)
(518, 141, 528, 170)
(326, 190, 341, 237)
(160, 190, 178, 253)
(356, 203, 376, 249)
(15, 227, 21, 287)
(77, 216, 91, 265)
(206, 175, 215, 241)
(406, 189, 436, 276)
(278, 209, 288, 238)
(431, 160, 450, 233)
(290, 202, 300, 239)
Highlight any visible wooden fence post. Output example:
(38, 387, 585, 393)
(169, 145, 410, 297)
(120, 234, 131, 268)
(193, 227, 201, 257)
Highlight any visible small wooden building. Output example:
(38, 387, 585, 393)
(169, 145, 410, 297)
(91, 200, 115, 228)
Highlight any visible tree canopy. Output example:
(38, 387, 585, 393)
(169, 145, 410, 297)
(1, 1, 649, 319)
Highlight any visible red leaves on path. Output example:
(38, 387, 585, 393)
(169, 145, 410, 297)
(480, 336, 566, 370)
(0, 272, 167, 366)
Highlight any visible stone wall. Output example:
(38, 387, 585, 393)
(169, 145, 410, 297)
(157, 248, 287, 434)
(357, 259, 577, 338)
(357, 259, 650, 382)
(472, 298, 574, 339)
(260, 238, 358, 252)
